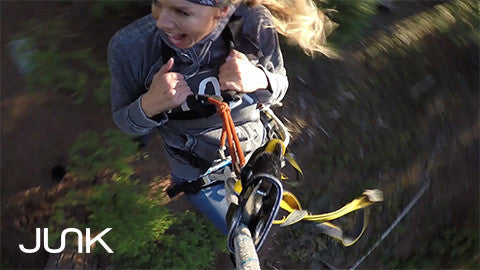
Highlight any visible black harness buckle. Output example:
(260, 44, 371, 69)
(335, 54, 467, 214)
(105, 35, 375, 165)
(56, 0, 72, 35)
(166, 175, 223, 198)
(166, 159, 233, 199)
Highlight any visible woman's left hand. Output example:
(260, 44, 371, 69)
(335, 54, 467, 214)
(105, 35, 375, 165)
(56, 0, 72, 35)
(218, 50, 269, 93)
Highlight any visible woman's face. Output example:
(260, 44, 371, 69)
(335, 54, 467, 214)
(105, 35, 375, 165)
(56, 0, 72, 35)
(152, 0, 228, 49)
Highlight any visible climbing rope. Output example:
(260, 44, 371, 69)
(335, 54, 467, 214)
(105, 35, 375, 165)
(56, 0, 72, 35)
(234, 225, 261, 270)
(206, 96, 259, 269)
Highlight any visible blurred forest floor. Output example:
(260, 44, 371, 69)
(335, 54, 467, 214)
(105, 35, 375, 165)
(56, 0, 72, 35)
(272, 0, 479, 268)
(1, 0, 478, 269)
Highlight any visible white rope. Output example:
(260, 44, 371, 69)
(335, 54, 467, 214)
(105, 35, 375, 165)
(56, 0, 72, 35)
(234, 225, 261, 270)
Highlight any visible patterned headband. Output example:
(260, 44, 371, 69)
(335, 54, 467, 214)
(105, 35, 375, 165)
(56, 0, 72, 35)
(186, 0, 221, 7)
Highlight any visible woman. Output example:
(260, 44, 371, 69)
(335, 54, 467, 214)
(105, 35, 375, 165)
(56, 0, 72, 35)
(108, 0, 333, 234)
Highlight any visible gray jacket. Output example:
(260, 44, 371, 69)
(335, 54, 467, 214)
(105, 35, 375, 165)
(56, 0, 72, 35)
(108, 4, 288, 180)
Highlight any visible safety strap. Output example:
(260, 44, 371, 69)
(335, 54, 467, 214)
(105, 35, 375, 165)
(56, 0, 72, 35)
(259, 111, 304, 185)
(280, 152, 303, 186)
(166, 146, 212, 171)
(235, 139, 303, 193)
(240, 138, 303, 188)
(236, 138, 383, 247)
(274, 189, 383, 246)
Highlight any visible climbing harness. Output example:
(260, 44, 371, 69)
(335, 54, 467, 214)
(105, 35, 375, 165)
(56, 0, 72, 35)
(166, 93, 245, 197)
(166, 93, 384, 262)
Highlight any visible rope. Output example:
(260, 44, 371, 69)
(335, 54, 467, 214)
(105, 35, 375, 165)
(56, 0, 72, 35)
(234, 225, 260, 270)
(208, 97, 246, 168)
(349, 178, 431, 270)
(206, 97, 258, 268)
(348, 138, 442, 269)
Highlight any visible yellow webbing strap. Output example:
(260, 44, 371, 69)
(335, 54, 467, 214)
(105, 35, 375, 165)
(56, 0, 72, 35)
(274, 190, 383, 246)
(285, 153, 302, 176)
(282, 152, 303, 186)
(316, 212, 368, 247)
(264, 139, 303, 186)
(264, 138, 286, 155)
(237, 138, 383, 246)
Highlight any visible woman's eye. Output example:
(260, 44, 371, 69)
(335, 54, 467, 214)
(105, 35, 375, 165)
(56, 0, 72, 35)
(176, 9, 190, 16)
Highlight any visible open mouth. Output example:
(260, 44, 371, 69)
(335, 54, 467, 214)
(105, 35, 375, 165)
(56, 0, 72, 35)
(165, 32, 187, 47)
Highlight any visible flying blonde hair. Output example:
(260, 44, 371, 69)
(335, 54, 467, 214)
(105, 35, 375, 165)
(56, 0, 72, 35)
(221, 0, 337, 57)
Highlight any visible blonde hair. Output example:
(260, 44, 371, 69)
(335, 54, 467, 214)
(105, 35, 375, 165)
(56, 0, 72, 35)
(223, 0, 337, 57)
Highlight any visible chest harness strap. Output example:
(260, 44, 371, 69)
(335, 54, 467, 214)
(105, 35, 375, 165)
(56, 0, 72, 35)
(166, 94, 245, 198)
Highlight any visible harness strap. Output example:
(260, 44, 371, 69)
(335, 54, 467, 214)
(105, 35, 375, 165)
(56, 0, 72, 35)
(165, 22, 242, 120)
(166, 146, 212, 171)
(166, 177, 224, 198)
(168, 105, 216, 120)
(283, 152, 303, 184)
(273, 189, 384, 246)
(259, 111, 303, 185)
(166, 97, 246, 198)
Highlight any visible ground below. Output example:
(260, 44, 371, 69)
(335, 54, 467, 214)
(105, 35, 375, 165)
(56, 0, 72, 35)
(1, 1, 478, 269)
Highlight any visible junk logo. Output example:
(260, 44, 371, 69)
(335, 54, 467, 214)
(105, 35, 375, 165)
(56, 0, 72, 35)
(19, 228, 113, 254)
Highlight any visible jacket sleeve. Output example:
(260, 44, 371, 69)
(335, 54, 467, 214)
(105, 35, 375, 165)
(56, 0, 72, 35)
(108, 34, 168, 136)
(250, 7, 289, 105)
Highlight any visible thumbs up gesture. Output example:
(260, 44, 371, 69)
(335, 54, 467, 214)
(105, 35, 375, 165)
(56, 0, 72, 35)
(141, 58, 192, 117)
(219, 50, 269, 93)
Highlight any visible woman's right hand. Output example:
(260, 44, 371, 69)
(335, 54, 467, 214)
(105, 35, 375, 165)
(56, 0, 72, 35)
(141, 58, 192, 118)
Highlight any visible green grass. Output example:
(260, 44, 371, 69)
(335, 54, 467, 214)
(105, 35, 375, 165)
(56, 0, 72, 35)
(51, 126, 226, 269)
(68, 129, 139, 181)
(51, 179, 226, 269)
(11, 17, 111, 106)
